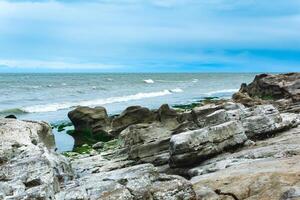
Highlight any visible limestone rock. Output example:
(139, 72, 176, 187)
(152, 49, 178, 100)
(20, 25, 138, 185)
(169, 121, 247, 167)
(57, 164, 196, 200)
(120, 122, 174, 165)
(0, 119, 73, 200)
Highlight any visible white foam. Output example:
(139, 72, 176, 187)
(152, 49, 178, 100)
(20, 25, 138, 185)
(170, 88, 183, 93)
(192, 79, 198, 83)
(143, 79, 154, 84)
(22, 89, 178, 113)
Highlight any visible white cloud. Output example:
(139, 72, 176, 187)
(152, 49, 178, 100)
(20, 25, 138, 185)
(0, 0, 300, 71)
(0, 59, 124, 69)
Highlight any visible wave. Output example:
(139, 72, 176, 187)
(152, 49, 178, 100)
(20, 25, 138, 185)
(21, 88, 183, 113)
(170, 88, 183, 93)
(143, 79, 154, 84)
(204, 88, 238, 96)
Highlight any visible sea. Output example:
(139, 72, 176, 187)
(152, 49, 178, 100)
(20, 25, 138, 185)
(0, 73, 256, 151)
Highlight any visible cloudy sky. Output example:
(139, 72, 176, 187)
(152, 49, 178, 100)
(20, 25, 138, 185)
(0, 0, 300, 72)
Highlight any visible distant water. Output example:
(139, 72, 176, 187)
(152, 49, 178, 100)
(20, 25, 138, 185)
(0, 73, 256, 123)
(0, 73, 256, 152)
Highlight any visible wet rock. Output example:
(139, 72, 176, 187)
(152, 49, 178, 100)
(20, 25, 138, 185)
(157, 104, 178, 124)
(111, 106, 156, 135)
(68, 106, 112, 146)
(4, 115, 17, 119)
(68, 106, 110, 133)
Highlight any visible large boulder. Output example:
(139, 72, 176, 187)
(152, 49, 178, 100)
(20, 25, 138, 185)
(169, 121, 247, 168)
(240, 73, 300, 100)
(0, 119, 73, 199)
(111, 106, 156, 134)
(68, 106, 112, 146)
(233, 73, 300, 110)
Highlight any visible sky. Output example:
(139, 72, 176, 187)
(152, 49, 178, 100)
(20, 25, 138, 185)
(0, 0, 300, 72)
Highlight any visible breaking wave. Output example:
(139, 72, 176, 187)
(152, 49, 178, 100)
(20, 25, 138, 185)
(15, 88, 183, 113)
(143, 79, 154, 84)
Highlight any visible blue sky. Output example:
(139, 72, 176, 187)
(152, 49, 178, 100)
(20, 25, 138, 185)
(0, 0, 300, 72)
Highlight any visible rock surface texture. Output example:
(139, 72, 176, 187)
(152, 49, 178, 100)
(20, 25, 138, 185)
(2, 73, 300, 199)
(233, 73, 300, 112)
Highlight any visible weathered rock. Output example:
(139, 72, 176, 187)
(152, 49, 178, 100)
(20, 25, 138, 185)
(68, 106, 110, 133)
(120, 122, 174, 165)
(204, 109, 229, 126)
(0, 119, 73, 199)
(192, 104, 222, 122)
(233, 73, 300, 112)
(157, 104, 178, 124)
(191, 126, 300, 200)
(241, 73, 300, 101)
(232, 91, 264, 107)
(169, 121, 247, 167)
(241, 105, 300, 139)
(111, 106, 156, 135)
(57, 164, 196, 200)
(68, 106, 112, 146)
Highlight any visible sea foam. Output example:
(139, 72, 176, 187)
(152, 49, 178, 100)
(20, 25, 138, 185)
(20, 89, 181, 113)
(143, 79, 154, 84)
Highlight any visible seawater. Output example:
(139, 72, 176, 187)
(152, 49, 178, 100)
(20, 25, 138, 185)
(0, 73, 256, 151)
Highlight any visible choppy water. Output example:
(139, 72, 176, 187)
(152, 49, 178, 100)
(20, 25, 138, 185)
(0, 73, 256, 122)
(0, 73, 256, 151)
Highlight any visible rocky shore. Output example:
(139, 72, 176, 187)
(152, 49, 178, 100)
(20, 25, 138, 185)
(1, 73, 300, 200)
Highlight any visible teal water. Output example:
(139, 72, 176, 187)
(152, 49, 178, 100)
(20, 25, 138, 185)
(0, 73, 256, 151)
(0, 73, 256, 122)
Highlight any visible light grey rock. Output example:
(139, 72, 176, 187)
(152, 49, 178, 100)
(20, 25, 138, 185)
(57, 164, 196, 200)
(204, 109, 229, 126)
(222, 102, 245, 111)
(0, 119, 73, 200)
(120, 122, 174, 165)
(241, 105, 300, 139)
(169, 121, 247, 167)
(191, 126, 300, 200)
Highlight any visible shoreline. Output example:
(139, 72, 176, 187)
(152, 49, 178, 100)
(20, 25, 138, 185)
(51, 96, 226, 153)
(1, 73, 300, 199)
